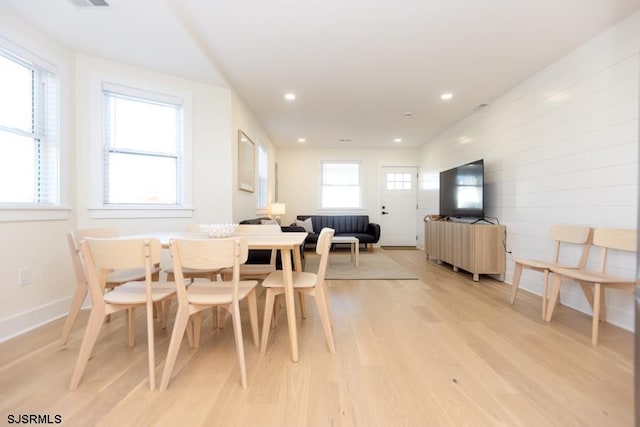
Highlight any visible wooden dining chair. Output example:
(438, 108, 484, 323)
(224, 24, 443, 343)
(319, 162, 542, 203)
(160, 238, 260, 390)
(545, 227, 637, 345)
(69, 238, 176, 391)
(510, 224, 592, 320)
(260, 227, 336, 354)
(220, 224, 282, 281)
(164, 224, 222, 283)
(60, 228, 161, 347)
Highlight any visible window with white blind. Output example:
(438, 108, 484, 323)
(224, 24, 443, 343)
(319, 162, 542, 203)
(0, 47, 59, 206)
(102, 83, 183, 205)
(256, 144, 268, 209)
(321, 161, 362, 208)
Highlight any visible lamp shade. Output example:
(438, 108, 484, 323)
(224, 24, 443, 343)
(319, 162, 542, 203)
(269, 202, 286, 216)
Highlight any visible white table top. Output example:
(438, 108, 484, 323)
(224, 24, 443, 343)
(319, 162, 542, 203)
(128, 231, 307, 248)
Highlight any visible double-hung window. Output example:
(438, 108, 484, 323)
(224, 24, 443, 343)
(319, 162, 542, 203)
(321, 161, 362, 208)
(0, 47, 59, 206)
(102, 83, 183, 205)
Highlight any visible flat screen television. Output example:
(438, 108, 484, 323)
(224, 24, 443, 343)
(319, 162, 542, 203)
(439, 159, 484, 218)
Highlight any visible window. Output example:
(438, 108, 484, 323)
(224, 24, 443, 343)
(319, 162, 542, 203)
(321, 161, 362, 208)
(0, 47, 58, 205)
(256, 144, 268, 209)
(386, 173, 412, 190)
(102, 83, 183, 205)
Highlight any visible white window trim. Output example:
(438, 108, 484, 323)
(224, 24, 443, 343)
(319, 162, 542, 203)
(256, 141, 269, 211)
(319, 160, 365, 210)
(0, 35, 69, 223)
(88, 73, 194, 219)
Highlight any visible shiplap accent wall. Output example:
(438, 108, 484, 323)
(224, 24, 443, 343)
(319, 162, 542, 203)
(418, 12, 639, 331)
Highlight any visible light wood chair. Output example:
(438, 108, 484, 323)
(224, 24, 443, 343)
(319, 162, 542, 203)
(510, 224, 592, 319)
(60, 228, 161, 347)
(545, 227, 637, 345)
(164, 224, 222, 283)
(220, 224, 282, 281)
(160, 238, 260, 390)
(260, 227, 336, 354)
(69, 238, 176, 391)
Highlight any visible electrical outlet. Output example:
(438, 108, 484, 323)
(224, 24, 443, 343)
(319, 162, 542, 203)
(19, 268, 31, 286)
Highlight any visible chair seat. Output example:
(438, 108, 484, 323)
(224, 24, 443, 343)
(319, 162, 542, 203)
(164, 266, 222, 275)
(104, 281, 176, 305)
(107, 266, 161, 284)
(186, 280, 258, 305)
(262, 271, 318, 289)
(552, 267, 635, 285)
(513, 258, 574, 271)
(222, 264, 274, 275)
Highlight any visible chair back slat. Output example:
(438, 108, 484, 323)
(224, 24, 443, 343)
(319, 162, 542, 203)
(315, 228, 335, 282)
(592, 228, 637, 252)
(85, 238, 162, 270)
(172, 238, 248, 270)
(549, 224, 591, 244)
(549, 224, 593, 269)
(67, 231, 88, 285)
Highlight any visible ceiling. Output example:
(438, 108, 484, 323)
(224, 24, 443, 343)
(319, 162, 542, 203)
(1, 0, 638, 148)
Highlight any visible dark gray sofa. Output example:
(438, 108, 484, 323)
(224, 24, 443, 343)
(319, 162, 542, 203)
(296, 215, 381, 250)
(239, 217, 305, 268)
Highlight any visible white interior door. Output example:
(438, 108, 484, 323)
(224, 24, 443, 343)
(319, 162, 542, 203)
(379, 166, 418, 246)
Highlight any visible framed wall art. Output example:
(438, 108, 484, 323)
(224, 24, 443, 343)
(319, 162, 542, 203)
(238, 130, 255, 192)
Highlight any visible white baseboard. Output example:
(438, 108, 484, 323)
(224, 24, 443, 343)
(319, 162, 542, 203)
(0, 295, 89, 344)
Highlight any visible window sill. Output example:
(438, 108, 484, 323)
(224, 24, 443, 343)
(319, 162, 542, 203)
(89, 205, 195, 219)
(0, 205, 71, 222)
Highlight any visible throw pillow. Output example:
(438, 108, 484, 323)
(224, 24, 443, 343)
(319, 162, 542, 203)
(261, 219, 278, 225)
(296, 218, 314, 233)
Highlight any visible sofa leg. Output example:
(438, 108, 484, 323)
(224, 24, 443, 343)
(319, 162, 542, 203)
(369, 244, 374, 252)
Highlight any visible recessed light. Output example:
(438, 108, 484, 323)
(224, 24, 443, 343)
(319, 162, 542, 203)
(338, 138, 352, 142)
(284, 93, 296, 101)
(440, 92, 453, 100)
(394, 138, 402, 143)
(297, 138, 306, 143)
(404, 111, 413, 117)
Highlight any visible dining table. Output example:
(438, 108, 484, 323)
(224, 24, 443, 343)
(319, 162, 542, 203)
(128, 230, 308, 362)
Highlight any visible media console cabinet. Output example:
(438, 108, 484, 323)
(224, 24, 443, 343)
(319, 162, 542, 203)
(424, 220, 506, 281)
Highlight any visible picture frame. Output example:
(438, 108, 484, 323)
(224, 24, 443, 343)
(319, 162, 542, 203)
(238, 130, 255, 192)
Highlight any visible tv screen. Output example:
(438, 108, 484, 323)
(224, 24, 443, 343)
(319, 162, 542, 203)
(439, 159, 484, 218)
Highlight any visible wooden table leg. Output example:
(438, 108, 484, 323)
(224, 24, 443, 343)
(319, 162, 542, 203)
(282, 248, 299, 362)
(292, 247, 306, 319)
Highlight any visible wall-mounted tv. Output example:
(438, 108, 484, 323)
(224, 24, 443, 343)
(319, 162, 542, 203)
(439, 159, 484, 218)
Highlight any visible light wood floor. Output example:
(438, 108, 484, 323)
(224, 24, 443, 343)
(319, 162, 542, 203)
(0, 249, 633, 426)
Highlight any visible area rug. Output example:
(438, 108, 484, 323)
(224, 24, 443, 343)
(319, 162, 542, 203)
(303, 251, 418, 280)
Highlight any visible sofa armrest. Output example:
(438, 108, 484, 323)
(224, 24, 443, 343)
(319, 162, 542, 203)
(367, 222, 381, 243)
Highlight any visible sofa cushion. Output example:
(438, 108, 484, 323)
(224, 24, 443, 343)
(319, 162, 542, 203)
(296, 218, 314, 233)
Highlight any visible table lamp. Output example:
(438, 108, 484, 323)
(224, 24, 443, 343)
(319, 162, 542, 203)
(268, 202, 286, 224)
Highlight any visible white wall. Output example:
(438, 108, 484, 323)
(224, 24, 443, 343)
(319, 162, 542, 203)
(0, 11, 76, 341)
(73, 54, 234, 232)
(231, 93, 277, 222)
(277, 147, 420, 227)
(0, 14, 259, 341)
(418, 12, 639, 330)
